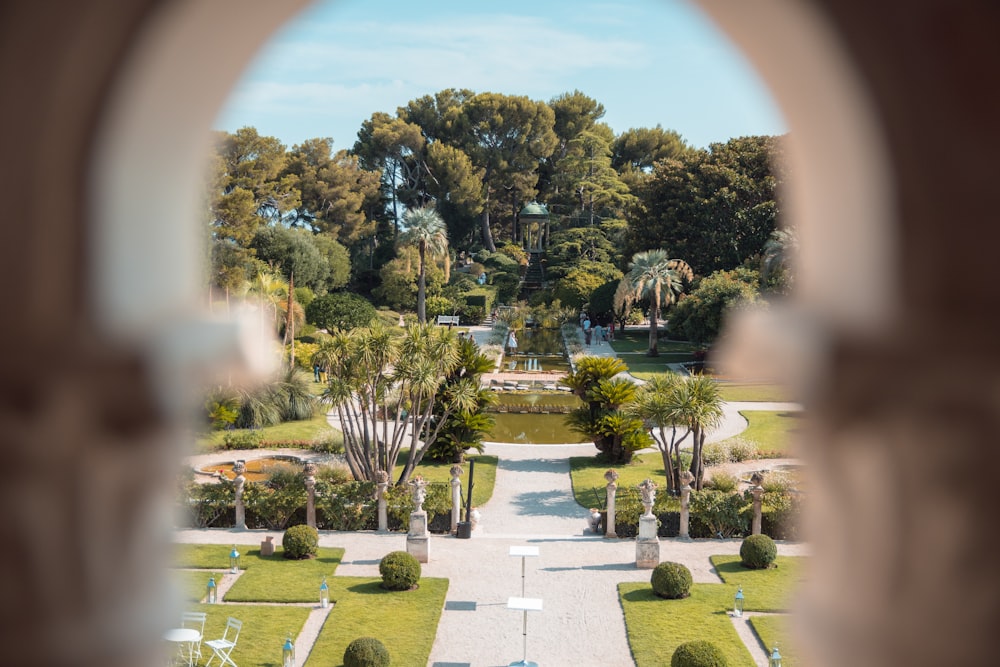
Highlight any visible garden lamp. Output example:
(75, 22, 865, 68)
(229, 545, 241, 573)
(769, 644, 782, 667)
(320, 577, 329, 608)
(206, 576, 217, 604)
(282, 633, 295, 667)
(734, 586, 744, 617)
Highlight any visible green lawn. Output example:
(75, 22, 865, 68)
(621, 556, 807, 666)
(224, 547, 345, 602)
(715, 381, 795, 402)
(569, 453, 671, 508)
(609, 331, 696, 355)
(195, 412, 340, 453)
(174, 543, 242, 569)
(721, 410, 801, 456)
(750, 615, 801, 667)
(188, 603, 312, 667)
(304, 577, 448, 667)
(399, 453, 498, 507)
(709, 556, 805, 612)
(620, 582, 755, 667)
(172, 569, 215, 602)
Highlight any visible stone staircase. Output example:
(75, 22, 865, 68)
(520, 251, 546, 296)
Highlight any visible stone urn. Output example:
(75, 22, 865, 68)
(469, 507, 481, 529)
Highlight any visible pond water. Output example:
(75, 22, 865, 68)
(199, 456, 302, 482)
(492, 392, 582, 409)
(505, 327, 568, 373)
(487, 413, 589, 444)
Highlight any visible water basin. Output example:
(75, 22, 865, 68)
(487, 413, 589, 444)
(199, 455, 303, 482)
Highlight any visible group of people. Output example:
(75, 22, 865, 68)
(312, 363, 329, 383)
(579, 311, 614, 346)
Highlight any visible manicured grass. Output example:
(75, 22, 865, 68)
(721, 410, 801, 456)
(609, 331, 696, 355)
(225, 547, 345, 602)
(715, 381, 795, 402)
(750, 615, 801, 667)
(620, 582, 756, 667)
(304, 576, 449, 667)
(172, 569, 214, 602)
(400, 452, 498, 507)
(709, 556, 806, 612)
(569, 453, 670, 508)
(195, 412, 341, 453)
(189, 603, 312, 667)
(174, 543, 240, 569)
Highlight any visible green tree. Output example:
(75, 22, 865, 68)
(399, 206, 448, 323)
(761, 226, 797, 294)
(629, 373, 688, 494)
(628, 135, 783, 273)
(320, 323, 477, 484)
(553, 267, 619, 310)
(305, 293, 378, 331)
(249, 226, 329, 292)
(353, 113, 426, 234)
(425, 337, 497, 462)
(284, 138, 381, 246)
(679, 374, 724, 490)
(447, 92, 558, 251)
(668, 268, 760, 345)
(627, 249, 683, 356)
(556, 127, 636, 225)
(563, 357, 651, 463)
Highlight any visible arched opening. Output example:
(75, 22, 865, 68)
(88, 1, 892, 665)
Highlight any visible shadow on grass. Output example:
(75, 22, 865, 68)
(343, 580, 422, 596)
(255, 550, 344, 566)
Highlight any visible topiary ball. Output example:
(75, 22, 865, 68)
(343, 636, 390, 667)
(740, 534, 778, 569)
(671, 640, 728, 667)
(651, 561, 693, 599)
(282, 524, 319, 560)
(379, 550, 421, 591)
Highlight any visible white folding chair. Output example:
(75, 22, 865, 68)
(180, 611, 207, 665)
(204, 617, 242, 667)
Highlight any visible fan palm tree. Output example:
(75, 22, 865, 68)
(399, 205, 449, 323)
(629, 372, 687, 494)
(627, 249, 683, 356)
(761, 227, 797, 293)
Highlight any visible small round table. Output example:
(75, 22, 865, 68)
(163, 627, 201, 666)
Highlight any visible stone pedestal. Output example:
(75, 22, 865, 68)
(303, 462, 317, 529)
(406, 510, 429, 563)
(635, 516, 660, 568)
(450, 465, 463, 534)
(233, 460, 247, 531)
(604, 469, 619, 538)
(750, 472, 765, 536)
(678, 471, 693, 541)
(376, 471, 389, 533)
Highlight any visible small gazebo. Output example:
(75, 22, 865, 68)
(519, 201, 550, 251)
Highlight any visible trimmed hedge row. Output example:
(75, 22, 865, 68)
(178, 478, 460, 533)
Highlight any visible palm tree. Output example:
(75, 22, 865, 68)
(399, 205, 448, 323)
(761, 227, 797, 293)
(679, 374, 725, 490)
(629, 372, 687, 494)
(627, 249, 683, 356)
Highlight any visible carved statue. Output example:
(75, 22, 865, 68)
(409, 476, 428, 513)
(638, 478, 658, 517)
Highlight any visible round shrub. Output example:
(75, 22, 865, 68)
(651, 561, 693, 599)
(740, 533, 778, 569)
(671, 640, 728, 667)
(343, 637, 390, 667)
(379, 550, 421, 590)
(282, 524, 318, 560)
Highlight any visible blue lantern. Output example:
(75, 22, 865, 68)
(282, 633, 295, 667)
(769, 645, 782, 667)
(320, 577, 329, 608)
(206, 576, 217, 604)
(733, 586, 744, 617)
(229, 545, 240, 573)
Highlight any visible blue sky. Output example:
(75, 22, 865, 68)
(214, 0, 786, 152)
